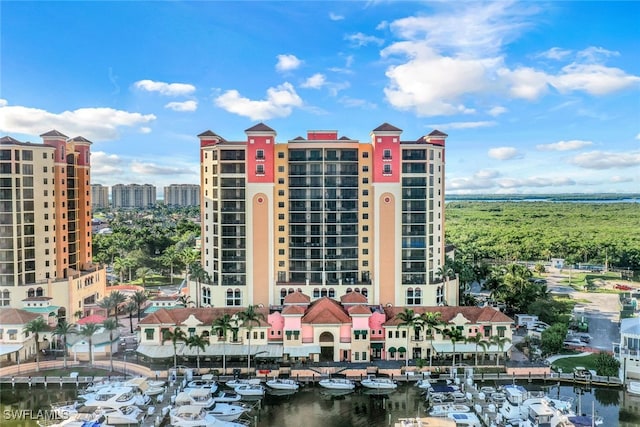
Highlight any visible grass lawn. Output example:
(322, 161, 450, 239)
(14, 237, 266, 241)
(551, 353, 600, 373)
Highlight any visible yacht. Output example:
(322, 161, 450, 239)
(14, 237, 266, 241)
(37, 411, 105, 427)
(213, 390, 242, 403)
(169, 405, 247, 427)
(225, 378, 261, 388)
(628, 380, 640, 395)
(446, 412, 482, 427)
(395, 418, 456, 427)
(318, 378, 356, 390)
(206, 402, 250, 422)
(175, 391, 249, 421)
(124, 376, 165, 397)
(101, 405, 146, 425)
(176, 389, 216, 408)
(429, 404, 471, 417)
(185, 378, 219, 394)
(265, 378, 300, 390)
(360, 376, 398, 390)
(232, 383, 265, 397)
(81, 385, 149, 409)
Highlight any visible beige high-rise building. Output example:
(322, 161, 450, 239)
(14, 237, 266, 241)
(197, 123, 457, 309)
(111, 184, 156, 208)
(91, 184, 109, 209)
(0, 131, 106, 321)
(164, 184, 200, 207)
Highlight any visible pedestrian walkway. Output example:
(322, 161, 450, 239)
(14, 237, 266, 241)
(545, 351, 592, 364)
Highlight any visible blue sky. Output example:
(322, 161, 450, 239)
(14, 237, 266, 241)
(1, 1, 639, 195)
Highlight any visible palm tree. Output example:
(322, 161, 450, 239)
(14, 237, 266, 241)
(177, 294, 194, 307)
(102, 318, 120, 372)
(420, 311, 443, 367)
(23, 317, 49, 372)
(162, 246, 180, 284)
(442, 327, 466, 367)
(109, 291, 127, 325)
(132, 290, 148, 321)
(98, 294, 115, 320)
(211, 314, 238, 375)
(113, 256, 128, 283)
(52, 321, 75, 369)
(136, 267, 152, 290)
(467, 333, 487, 366)
(78, 323, 101, 367)
(179, 248, 200, 286)
(124, 301, 137, 333)
(189, 263, 210, 308)
(490, 335, 512, 366)
(237, 305, 266, 374)
(163, 327, 187, 371)
(186, 333, 208, 373)
(73, 310, 84, 321)
(395, 308, 422, 368)
(478, 338, 491, 365)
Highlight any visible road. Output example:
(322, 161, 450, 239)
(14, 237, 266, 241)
(545, 270, 621, 351)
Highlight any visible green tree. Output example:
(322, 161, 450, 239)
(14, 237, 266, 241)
(212, 314, 238, 375)
(179, 248, 200, 286)
(595, 352, 620, 377)
(23, 317, 49, 372)
(540, 323, 568, 356)
(490, 335, 512, 366)
(113, 256, 128, 283)
(187, 333, 208, 373)
(467, 333, 487, 366)
(189, 263, 210, 308)
(124, 300, 137, 334)
(395, 308, 422, 368)
(102, 318, 120, 372)
(52, 321, 75, 369)
(163, 327, 187, 371)
(136, 267, 152, 289)
(237, 305, 266, 374)
(108, 291, 127, 325)
(78, 323, 101, 367)
(132, 290, 148, 321)
(420, 311, 444, 367)
(442, 327, 466, 367)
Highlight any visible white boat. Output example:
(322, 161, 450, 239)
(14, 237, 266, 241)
(101, 405, 146, 425)
(415, 379, 433, 390)
(186, 378, 219, 394)
(233, 383, 265, 397)
(125, 376, 165, 396)
(429, 404, 471, 417)
(81, 385, 149, 409)
(225, 378, 261, 388)
(395, 417, 456, 427)
(318, 378, 356, 390)
(48, 401, 81, 418)
(628, 380, 640, 395)
(360, 376, 398, 390)
(265, 378, 300, 390)
(37, 410, 105, 427)
(170, 405, 247, 427)
(213, 390, 242, 403)
(206, 402, 250, 422)
(176, 389, 215, 409)
(447, 412, 482, 427)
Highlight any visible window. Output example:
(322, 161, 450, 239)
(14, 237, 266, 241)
(226, 288, 242, 306)
(383, 149, 392, 160)
(145, 329, 155, 340)
(1, 290, 9, 306)
(383, 164, 392, 175)
(362, 190, 369, 196)
(313, 288, 320, 298)
(278, 238, 285, 243)
(256, 149, 265, 160)
(278, 214, 285, 220)
(278, 190, 285, 196)
(278, 202, 284, 208)
(362, 152, 369, 158)
(255, 164, 265, 175)
(362, 178, 369, 184)
(278, 178, 285, 184)
(362, 201, 369, 208)
(362, 166, 369, 172)
(278, 225, 285, 232)
(278, 152, 285, 159)
(278, 166, 284, 173)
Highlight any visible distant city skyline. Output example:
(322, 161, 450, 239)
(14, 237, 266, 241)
(1, 1, 638, 194)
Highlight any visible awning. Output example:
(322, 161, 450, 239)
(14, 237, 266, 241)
(22, 306, 60, 315)
(0, 344, 23, 356)
(432, 342, 513, 354)
(388, 346, 397, 353)
(7, 329, 17, 334)
(137, 344, 181, 359)
(398, 346, 406, 353)
(370, 343, 384, 349)
(181, 344, 283, 358)
(284, 345, 321, 357)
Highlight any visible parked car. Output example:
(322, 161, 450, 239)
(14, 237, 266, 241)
(615, 284, 633, 291)
(563, 338, 585, 348)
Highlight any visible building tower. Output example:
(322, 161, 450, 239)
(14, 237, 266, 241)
(199, 124, 456, 309)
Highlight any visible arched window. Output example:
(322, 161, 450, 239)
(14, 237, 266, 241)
(280, 289, 287, 305)
(226, 289, 234, 306)
(27, 288, 35, 298)
(346, 288, 352, 293)
(201, 330, 210, 338)
(297, 288, 302, 293)
(354, 288, 360, 294)
(321, 288, 328, 297)
(361, 288, 368, 298)
(406, 288, 415, 305)
(288, 288, 294, 294)
(414, 288, 422, 305)
(313, 288, 320, 298)
(1, 290, 9, 306)
(234, 289, 241, 306)
(328, 288, 335, 298)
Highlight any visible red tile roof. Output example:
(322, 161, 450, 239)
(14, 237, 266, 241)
(139, 307, 270, 327)
(347, 305, 372, 315)
(340, 291, 367, 304)
(302, 298, 352, 325)
(283, 291, 310, 305)
(382, 306, 513, 327)
(0, 308, 41, 325)
(281, 305, 306, 315)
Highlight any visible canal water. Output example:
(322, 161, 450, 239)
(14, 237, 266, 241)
(1, 380, 640, 427)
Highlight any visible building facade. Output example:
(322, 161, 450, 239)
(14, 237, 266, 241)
(112, 183, 157, 208)
(198, 123, 456, 308)
(164, 184, 200, 207)
(91, 184, 109, 209)
(0, 131, 106, 321)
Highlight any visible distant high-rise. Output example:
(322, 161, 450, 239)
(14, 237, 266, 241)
(112, 184, 156, 208)
(0, 131, 106, 319)
(164, 184, 200, 207)
(91, 184, 109, 209)
(198, 123, 457, 309)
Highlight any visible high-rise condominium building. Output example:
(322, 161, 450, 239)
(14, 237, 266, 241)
(0, 131, 106, 319)
(91, 184, 109, 209)
(198, 123, 457, 309)
(112, 184, 156, 208)
(164, 184, 200, 207)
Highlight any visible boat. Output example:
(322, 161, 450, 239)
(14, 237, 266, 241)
(232, 383, 265, 397)
(628, 380, 640, 395)
(225, 378, 261, 388)
(169, 405, 247, 427)
(206, 401, 250, 422)
(213, 390, 242, 403)
(48, 401, 81, 418)
(429, 404, 471, 417)
(175, 389, 215, 409)
(446, 412, 482, 427)
(360, 376, 398, 390)
(395, 417, 456, 427)
(81, 385, 150, 409)
(265, 378, 299, 390)
(415, 379, 433, 390)
(568, 415, 604, 426)
(318, 378, 356, 390)
(185, 378, 219, 394)
(101, 405, 146, 425)
(124, 376, 165, 396)
(37, 412, 105, 427)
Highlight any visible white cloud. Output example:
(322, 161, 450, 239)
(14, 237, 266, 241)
(91, 151, 124, 176)
(536, 140, 593, 151)
(568, 150, 640, 169)
(165, 100, 198, 112)
(488, 146, 520, 160)
(0, 100, 156, 141)
(345, 32, 384, 47)
(329, 12, 344, 21)
(610, 176, 633, 183)
(536, 47, 572, 60)
(131, 161, 197, 176)
(301, 74, 326, 89)
(497, 176, 576, 188)
(134, 79, 195, 96)
(276, 54, 302, 72)
(636, 133, 640, 140)
(488, 106, 507, 116)
(140, 127, 152, 134)
(376, 21, 389, 31)
(0, 99, 7, 107)
(498, 66, 550, 100)
(214, 82, 303, 121)
(475, 169, 500, 179)
(551, 63, 640, 95)
(428, 121, 496, 130)
(338, 97, 377, 109)
(576, 46, 619, 63)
